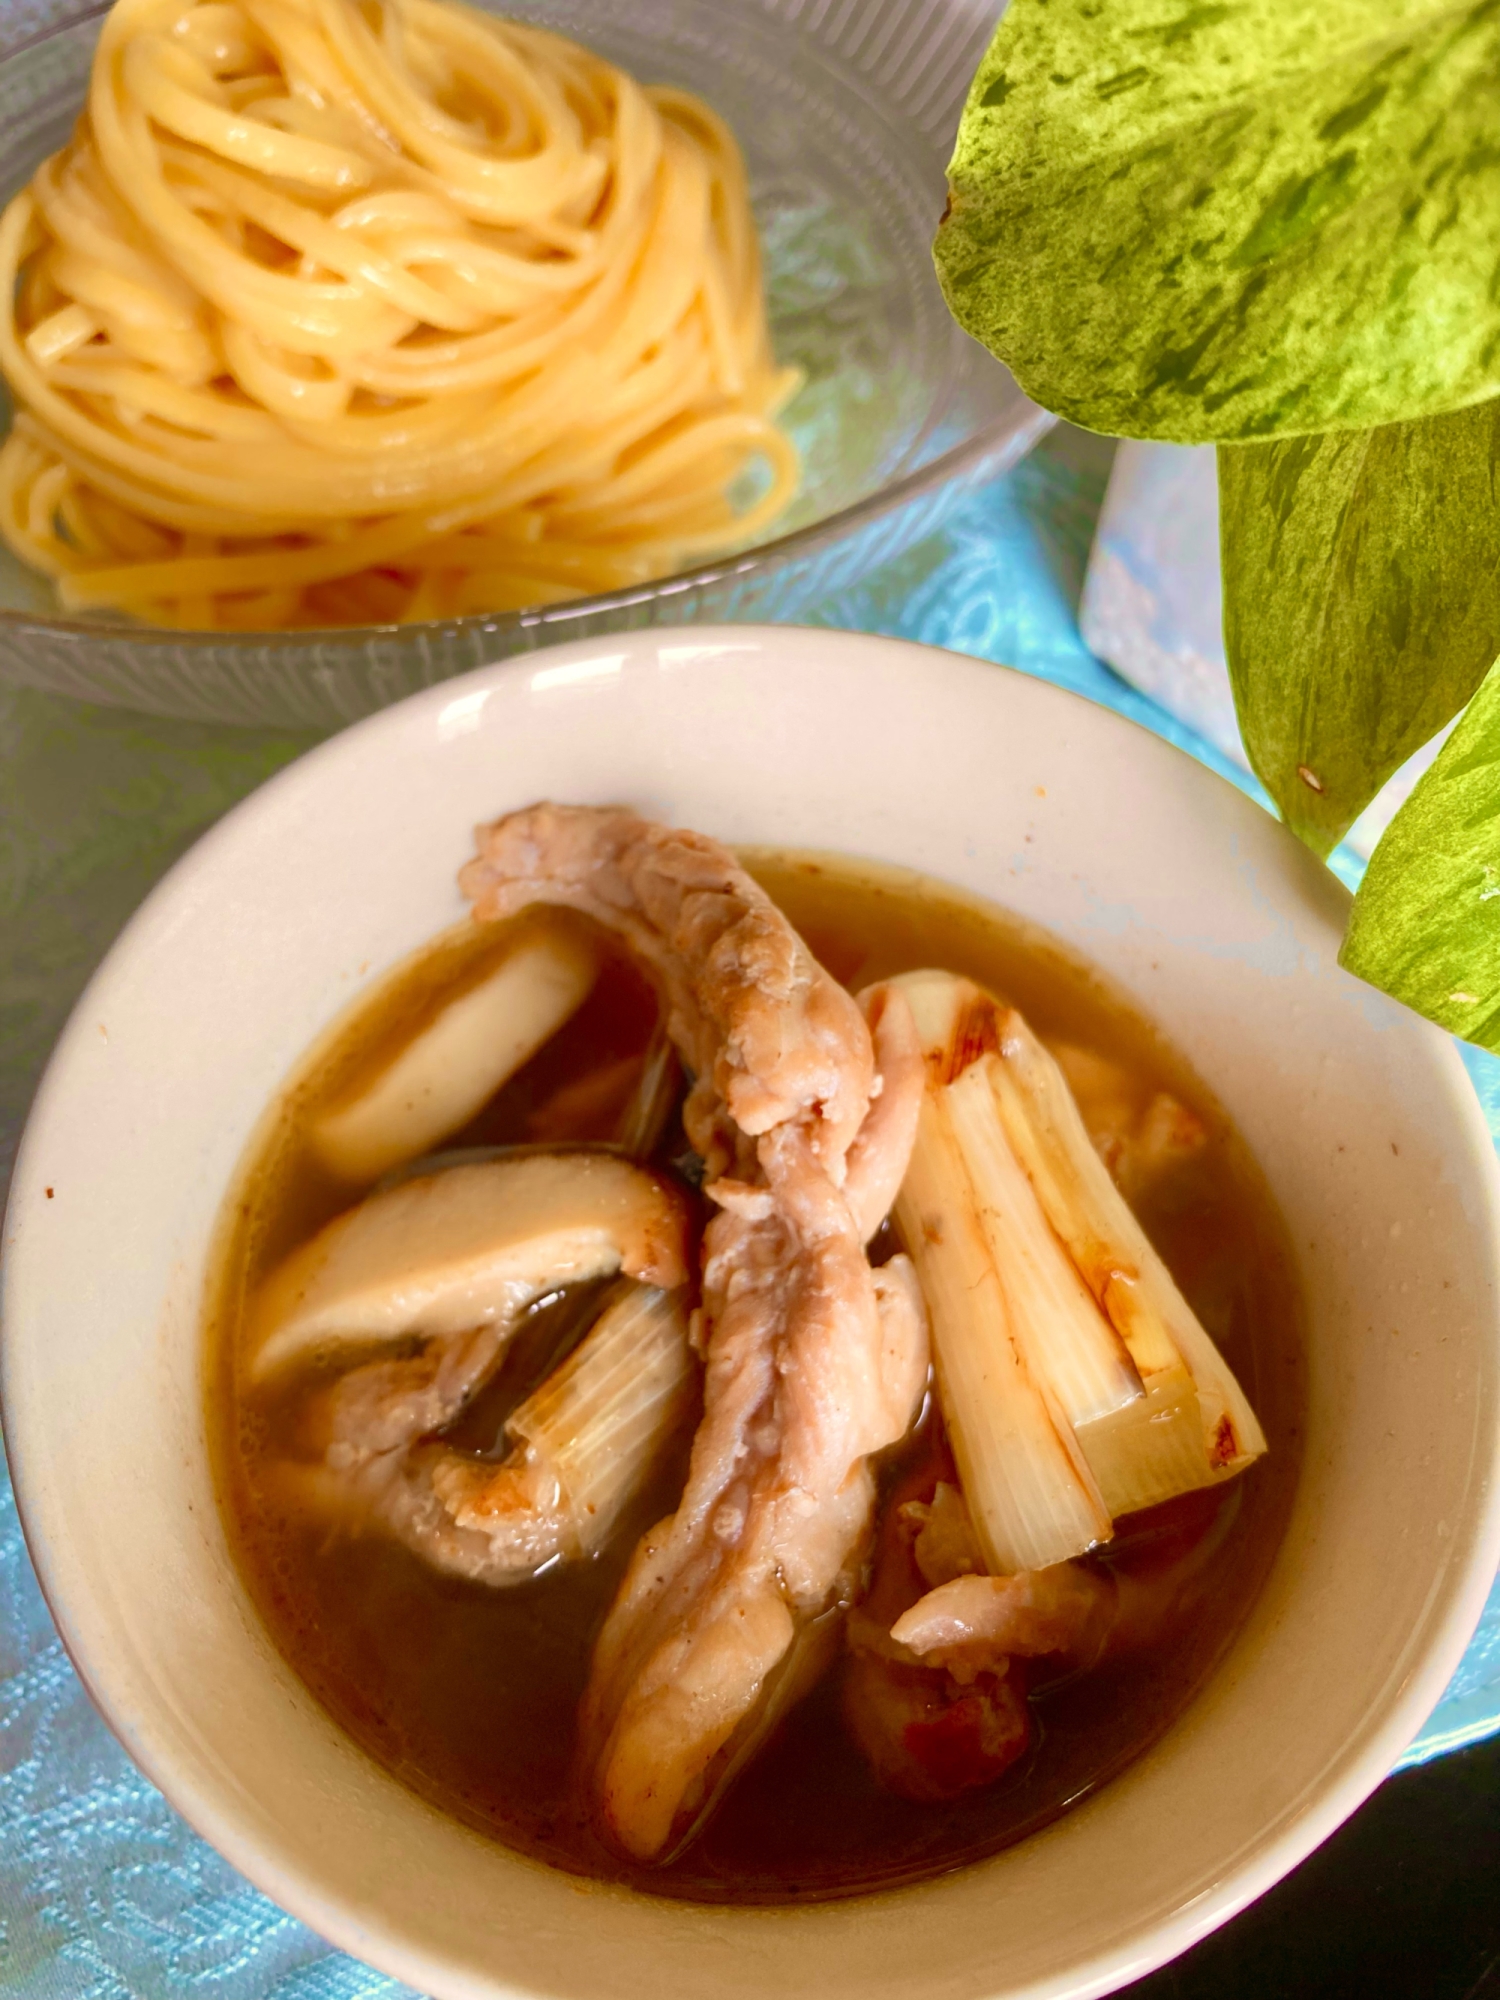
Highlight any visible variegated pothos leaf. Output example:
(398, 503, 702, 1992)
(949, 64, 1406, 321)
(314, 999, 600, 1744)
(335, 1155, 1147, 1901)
(1341, 658, 1500, 1050)
(936, 0, 1500, 442)
(1219, 401, 1500, 854)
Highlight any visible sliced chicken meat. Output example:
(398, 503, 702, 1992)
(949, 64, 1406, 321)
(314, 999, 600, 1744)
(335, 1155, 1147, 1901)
(461, 803, 928, 1861)
(284, 1279, 697, 1586)
(891, 1567, 1113, 1684)
(461, 805, 885, 1183)
(842, 1439, 1042, 1804)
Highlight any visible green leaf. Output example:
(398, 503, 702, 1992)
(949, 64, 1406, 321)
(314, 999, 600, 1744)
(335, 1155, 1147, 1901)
(1219, 399, 1500, 854)
(935, 0, 1500, 442)
(1340, 657, 1500, 1049)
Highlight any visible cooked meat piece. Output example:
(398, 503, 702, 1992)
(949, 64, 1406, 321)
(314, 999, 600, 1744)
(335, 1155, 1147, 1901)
(320, 1323, 513, 1466)
(891, 1566, 1113, 1684)
(582, 1164, 929, 1859)
(462, 803, 928, 1861)
(1048, 1041, 1208, 1203)
(279, 1445, 575, 1587)
(843, 1435, 1036, 1803)
(902, 1479, 987, 1588)
(845, 1450, 1239, 1803)
(844, 1426, 1114, 1803)
(892, 1483, 1238, 1688)
(844, 981, 925, 1241)
(262, 1151, 695, 1584)
(843, 1648, 1032, 1804)
(461, 803, 879, 1183)
(1118, 1091, 1210, 1205)
(294, 1280, 698, 1586)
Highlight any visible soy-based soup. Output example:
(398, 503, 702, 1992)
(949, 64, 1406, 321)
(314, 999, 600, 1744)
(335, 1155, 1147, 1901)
(208, 850, 1302, 1903)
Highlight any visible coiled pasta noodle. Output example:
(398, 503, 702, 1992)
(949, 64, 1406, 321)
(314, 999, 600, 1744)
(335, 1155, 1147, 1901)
(0, 0, 799, 629)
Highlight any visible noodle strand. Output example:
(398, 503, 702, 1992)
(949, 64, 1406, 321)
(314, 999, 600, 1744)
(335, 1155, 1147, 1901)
(0, 0, 799, 628)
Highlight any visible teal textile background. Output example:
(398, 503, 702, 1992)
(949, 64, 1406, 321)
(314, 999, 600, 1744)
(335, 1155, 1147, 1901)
(1, 429, 1496, 1996)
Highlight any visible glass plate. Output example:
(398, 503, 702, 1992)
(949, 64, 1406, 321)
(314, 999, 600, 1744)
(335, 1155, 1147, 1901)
(0, 0, 1048, 727)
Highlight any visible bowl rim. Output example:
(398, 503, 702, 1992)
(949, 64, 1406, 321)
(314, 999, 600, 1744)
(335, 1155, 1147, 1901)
(4, 625, 1500, 2000)
(0, 4, 1052, 654)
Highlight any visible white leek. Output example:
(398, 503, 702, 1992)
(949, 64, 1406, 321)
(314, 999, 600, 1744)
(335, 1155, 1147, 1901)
(944, 1059, 1142, 1430)
(990, 1009, 1266, 1501)
(890, 970, 1268, 1559)
(894, 1059, 1113, 1575)
(505, 1282, 695, 1556)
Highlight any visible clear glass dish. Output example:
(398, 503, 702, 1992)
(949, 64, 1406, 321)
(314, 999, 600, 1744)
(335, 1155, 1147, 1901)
(0, 0, 1047, 728)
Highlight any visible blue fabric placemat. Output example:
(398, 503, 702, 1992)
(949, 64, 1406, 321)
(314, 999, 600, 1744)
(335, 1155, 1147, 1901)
(1, 430, 1497, 1997)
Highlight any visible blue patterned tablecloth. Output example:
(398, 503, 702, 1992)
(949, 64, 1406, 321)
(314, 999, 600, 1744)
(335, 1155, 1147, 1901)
(1, 429, 1497, 1998)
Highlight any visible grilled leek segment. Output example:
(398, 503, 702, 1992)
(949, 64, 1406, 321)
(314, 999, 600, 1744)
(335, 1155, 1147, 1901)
(990, 1008, 1266, 1493)
(889, 970, 1266, 1573)
(504, 1281, 696, 1555)
(896, 1061, 1113, 1574)
(944, 1059, 1141, 1431)
(435, 1281, 696, 1564)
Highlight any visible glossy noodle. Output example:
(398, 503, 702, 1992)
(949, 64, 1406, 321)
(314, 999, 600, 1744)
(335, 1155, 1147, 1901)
(0, 0, 799, 628)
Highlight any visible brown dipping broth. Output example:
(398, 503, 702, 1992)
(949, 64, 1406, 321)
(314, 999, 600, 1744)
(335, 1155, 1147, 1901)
(206, 851, 1304, 1904)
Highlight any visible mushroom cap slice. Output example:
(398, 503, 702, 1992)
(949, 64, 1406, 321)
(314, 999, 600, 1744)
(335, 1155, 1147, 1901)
(249, 1152, 692, 1381)
(310, 928, 598, 1184)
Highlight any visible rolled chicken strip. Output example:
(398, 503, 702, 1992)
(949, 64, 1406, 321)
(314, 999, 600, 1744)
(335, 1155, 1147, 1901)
(461, 803, 927, 1862)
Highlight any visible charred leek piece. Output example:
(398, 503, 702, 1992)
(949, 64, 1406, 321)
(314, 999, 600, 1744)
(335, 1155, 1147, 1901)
(895, 966, 1152, 1464)
(312, 927, 598, 1182)
(989, 1009, 1267, 1505)
(893, 972, 1115, 1574)
(944, 1061, 1142, 1429)
(503, 1281, 696, 1557)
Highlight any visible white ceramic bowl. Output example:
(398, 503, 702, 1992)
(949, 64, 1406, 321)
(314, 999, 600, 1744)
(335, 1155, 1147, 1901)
(4, 626, 1499, 2000)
